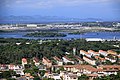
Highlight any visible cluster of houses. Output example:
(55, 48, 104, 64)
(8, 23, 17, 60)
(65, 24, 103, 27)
(80, 50, 119, 65)
(0, 49, 120, 80)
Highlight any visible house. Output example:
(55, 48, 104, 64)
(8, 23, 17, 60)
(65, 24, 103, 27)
(97, 65, 120, 71)
(15, 69, 24, 76)
(33, 57, 40, 66)
(74, 56, 83, 64)
(62, 56, 74, 64)
(8, 64, 24, 75)
(107, 50, 117, 55)
(63, 65, 98, 74)
(80, 50, 91, 58)
(97, 65, 119, 76)
(8, 64, 15, 70)
(22, 58, 27, 67)
(99, 50, 108, 56)
(42, 57, 52, 68)
(63, 73, 78, 80)
(103, 70, 118, 76)
(52, 73, 61, 80)
(99, 57, 106, 62)
(53, 56, 63, 66)
(38, 65, 46, 71)
(0, 64, 8, 71)
(105, 57, 116, 63)
(88, 50, 100, 56)
(83, 56, 96, 65)
(86, 74, 98, 80)
(25, 73, 34, 80)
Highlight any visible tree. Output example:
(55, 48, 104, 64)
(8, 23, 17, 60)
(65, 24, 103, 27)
(2, 71, 11, 78)
(78, 74, 89, 80)
(39, 70, 46, 77)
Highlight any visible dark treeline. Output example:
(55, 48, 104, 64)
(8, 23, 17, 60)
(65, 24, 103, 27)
(24, 32, 67, 37)
(0, 38, 119, 64)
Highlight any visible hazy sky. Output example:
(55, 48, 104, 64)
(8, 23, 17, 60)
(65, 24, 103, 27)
(0, 0, 120, 21)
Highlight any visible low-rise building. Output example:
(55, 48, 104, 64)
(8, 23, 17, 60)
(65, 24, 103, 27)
(22, 58, 27, 67)
(53, 56, 63, 66)
(62, 56, 74, 64)
(107, 50, 117, 55)
(97, 65, 120, 71)
(42, 57, 52, 68)
(74, 56, 83, 64)
(25, 73, 34, 80)
(99, 50, 108, 56)
(83, 56, 96, 65)
(33, 57, 40, 66)
(88, 50, 100, 56)
(80, 50, 91, 58)
(105, 57, 116, 63)
(63, 73, 78, 80)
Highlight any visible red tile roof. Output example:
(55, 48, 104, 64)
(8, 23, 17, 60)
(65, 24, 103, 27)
(107, 50, 117, 55)
(75, 56, 83, 61)
(53, 56, 62, 62)
(43, 57, 51, 63)
(63, 65, 98, 72)
(33, 57, 39, 63)
(22, 58, 27, 63)
(63, 56, 73, 61)
(98, 65, 120, 69)
(80, 50, 90, 55)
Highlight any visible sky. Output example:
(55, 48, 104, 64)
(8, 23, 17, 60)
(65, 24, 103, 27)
(0, 0, 120, 21)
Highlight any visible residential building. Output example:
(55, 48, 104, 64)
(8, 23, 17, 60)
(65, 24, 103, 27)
(105, 57, 116, 63)
(25, 73, 34, 80)
(42, 57, 52, 68)
(99, 50, 108, 56)
(53, 56, 63, 66)
(74, 56, 83, 64)
(62, 56, 74, 64)
(33, 57, 40, 66)
(52, 73, 61, 80)
(80, 50, 91, 58)
(97, 65, 120, 71)
(63, 65, 98, 74)
(22, 58, 27, 67)
(88, 50, 100, 56)
(63, 73, 78, 80)
(107, 50, 117, 55)
(83, 56, 96, 65)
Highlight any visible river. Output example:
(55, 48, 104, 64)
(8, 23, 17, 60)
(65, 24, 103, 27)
(0, 31, 120, 40)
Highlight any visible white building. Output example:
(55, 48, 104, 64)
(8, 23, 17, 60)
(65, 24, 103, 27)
(22, 58, 27, 67)
(88, 50, 100, 56)
(80, 50, 91, 58)
(83, 56, 96, 65)
(53, 56, 63, 66)
(99, 50, 108, 56)
(63, 73, 78, 80)
(62, 56, 74, 64)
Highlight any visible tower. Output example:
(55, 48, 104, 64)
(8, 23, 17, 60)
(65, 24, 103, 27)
(73, 47, 76, 55)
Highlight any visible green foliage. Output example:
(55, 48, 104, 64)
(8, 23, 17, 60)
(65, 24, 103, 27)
(24, 68, 34, 75)
(59, 66, 64, 71)
(39, 70, 46, 77)
(43, 78, 54, 80)
(2, 71, 11, 78)
(24, 32, 67, 37)
(78, 74, 89, 80)
(0, 38, 119, 64)
(33, 77, 40, 80)
(93, 71, 120, 80)
(66, 62, 74, 65)
(7, 78, 16, 80)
